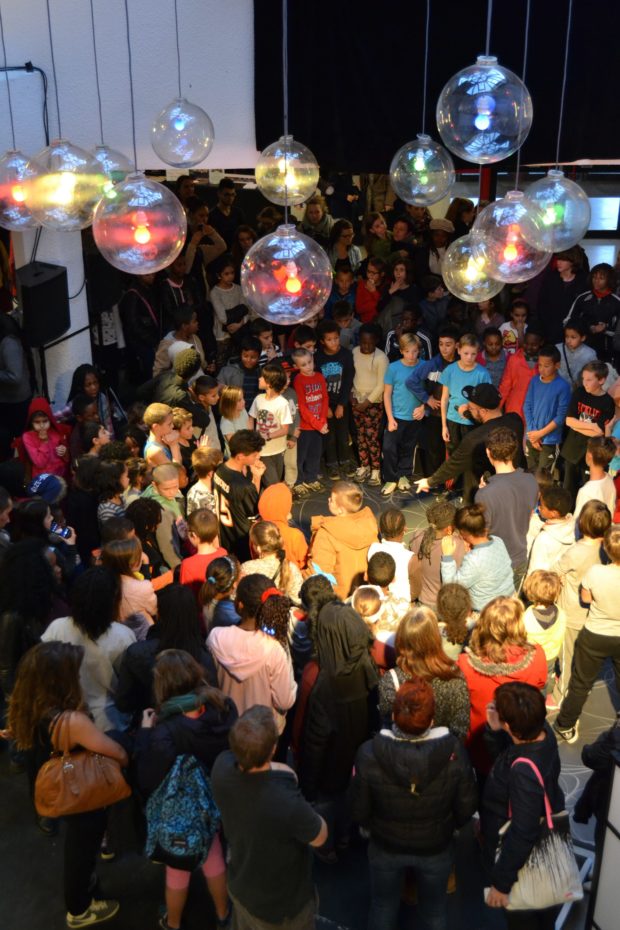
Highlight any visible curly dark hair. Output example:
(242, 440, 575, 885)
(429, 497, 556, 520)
(125, 498, 162, 541)
(257, 592, 292, 652)
(96, 461, 126, 502)
(70, 567, 121, 640)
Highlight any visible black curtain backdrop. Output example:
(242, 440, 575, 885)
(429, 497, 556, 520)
(254, 0, 620, 173)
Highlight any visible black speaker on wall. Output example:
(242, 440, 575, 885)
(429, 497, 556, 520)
(17, 261, 70, 348)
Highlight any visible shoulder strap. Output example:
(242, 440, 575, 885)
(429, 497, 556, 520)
(51, 710, 72, 754)
(510, 756, 553, 828)
(390, 668, 400, 692)
(562, 344, 574, 383)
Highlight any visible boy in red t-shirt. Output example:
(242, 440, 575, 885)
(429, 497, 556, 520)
(179, 508, 227, 601)
(292, 348, 328, 496)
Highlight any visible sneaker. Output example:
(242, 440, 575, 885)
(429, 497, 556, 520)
(381, 481, 397, 496)
(355, 466, 370, 481)
(397, 476, 411, 491)
(367, 469, 381, 486)
(158, 917, 175, 930)
(553, 721, 579, 744)
(327, 465, 340, 481)
(545, 695, 560, 711)
(292, 483, 310, 499)
(66, 899, 120, 928)
(306, 480, 324, 492)
(343, 461, 357, 478)
(99, 833, 115, 861)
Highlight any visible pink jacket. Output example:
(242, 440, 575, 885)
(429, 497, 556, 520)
(119, 575, 157, 622)
(207, 625, 297, 731)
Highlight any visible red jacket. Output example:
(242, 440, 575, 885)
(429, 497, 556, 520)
(355, 280, 382, 324)
(21, 397, 70, 478)
(457, 643, 547, 773)
(498, 349, 539, 424)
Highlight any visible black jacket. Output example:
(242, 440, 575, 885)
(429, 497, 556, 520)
(0, 610, 45, 694)
(350, 727, 477, 854)
(134, 698, 238, 798)
(481, 723, 565, 894)
(116, 636, 217, 716)
(574, 714, 620, 829)
(428, 412, 524, 491)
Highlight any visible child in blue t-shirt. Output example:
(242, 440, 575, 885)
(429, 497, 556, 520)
(439, 333, 491, 452)
(382, 333, 425, 495)
(523, 344, 571, 472)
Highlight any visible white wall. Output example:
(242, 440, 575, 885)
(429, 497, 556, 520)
(0, 0, 258, 168)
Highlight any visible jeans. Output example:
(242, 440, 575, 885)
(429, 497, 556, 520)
(297, 431, 322, 483)
(382, 419, 422, 481)
(556, 627, 620, 729)
(368, 840, 452, 930)
(262, 452, 285, 488)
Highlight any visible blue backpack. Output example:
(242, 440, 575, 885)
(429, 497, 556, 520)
(145, 753, 221, 870)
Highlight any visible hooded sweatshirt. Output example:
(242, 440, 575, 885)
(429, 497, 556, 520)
(207, 625, 297, 733)
(527, 515, 576, 574)
(351, 727, 478, 854)
(258, 483, 308, 569)
(458, 643, 547, 773)
(308, 506, 379, 600)
(22, 397, 69, 478)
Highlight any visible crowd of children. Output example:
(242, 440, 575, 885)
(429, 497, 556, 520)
(1, 183, 620, 930)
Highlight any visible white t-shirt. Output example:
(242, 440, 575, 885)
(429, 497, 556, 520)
(42, 617, 135, 731)
(249, 393, 292, 457)
(582, 563, 620, 636)
(574, 475, 617, 522)
(220, 410, 250, 454)
(367, 539, 414, 602)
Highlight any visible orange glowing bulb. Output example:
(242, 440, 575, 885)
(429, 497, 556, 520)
(11, 184, 26, 203)
(134, 225, 151, 245)
(503, 243, 518, 262)
(285, 275, 302, 294)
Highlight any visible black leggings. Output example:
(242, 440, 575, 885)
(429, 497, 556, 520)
(64, 808, 107, 916)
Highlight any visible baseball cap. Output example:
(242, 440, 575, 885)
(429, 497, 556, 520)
(462, 383, 501, 410)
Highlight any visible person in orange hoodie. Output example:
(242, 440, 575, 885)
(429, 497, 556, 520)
(306, 480, 379, 599)
(257, 483, 308, 569)
(498, 327, 543, 426)
(21, 396, 70, 479)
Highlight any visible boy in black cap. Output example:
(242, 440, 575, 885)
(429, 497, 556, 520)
(415, 382, 524, 503)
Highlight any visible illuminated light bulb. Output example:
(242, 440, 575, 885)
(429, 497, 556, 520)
(471, 191, 551, 283)
(255, 135, 319, 206)
(0, 149, 41, 230)
(134, 225, 151, 245)
(151, 97, 215, 168)
(389, 133, 455, 206)
(27, 139, 107, 230)
(521, 170, 591, 252)
(436, 55, 532, 164)
(241, 224, 333, 325)
(441, 234, 504, 302)
(92, 171, 187, 274)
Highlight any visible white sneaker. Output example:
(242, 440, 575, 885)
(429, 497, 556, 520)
(397, 476, 411, 491)
(381, 481, 397, 496)
(368, 469, 381, 486)
(355, 466, 370, 480)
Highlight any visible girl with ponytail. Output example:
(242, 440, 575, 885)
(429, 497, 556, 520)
(409, 500, 466, 608)
(243, 521, 303, 602)
(199, 555, 241, 632)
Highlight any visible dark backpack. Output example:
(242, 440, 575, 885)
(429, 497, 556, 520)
(145, 752, 220, 871)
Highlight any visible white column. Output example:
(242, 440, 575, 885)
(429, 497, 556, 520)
(12, 228, 92, 407)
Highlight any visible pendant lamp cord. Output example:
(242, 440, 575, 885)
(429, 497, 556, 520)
(88, 0, 104, 145)
(484, 0, 493, 57)
(45, 0, 62, 138)
(0, 4, 16, 149)
(421, 0, 430, 135)
(173, 0, 182, 98)
(514, 0, 531, 190)
(555, 0, 573, 168)
(282, 0, 289, 222)
(122, 0, 138, 169)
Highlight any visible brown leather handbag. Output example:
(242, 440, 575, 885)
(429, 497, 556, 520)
(34, 711, 131, 817)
